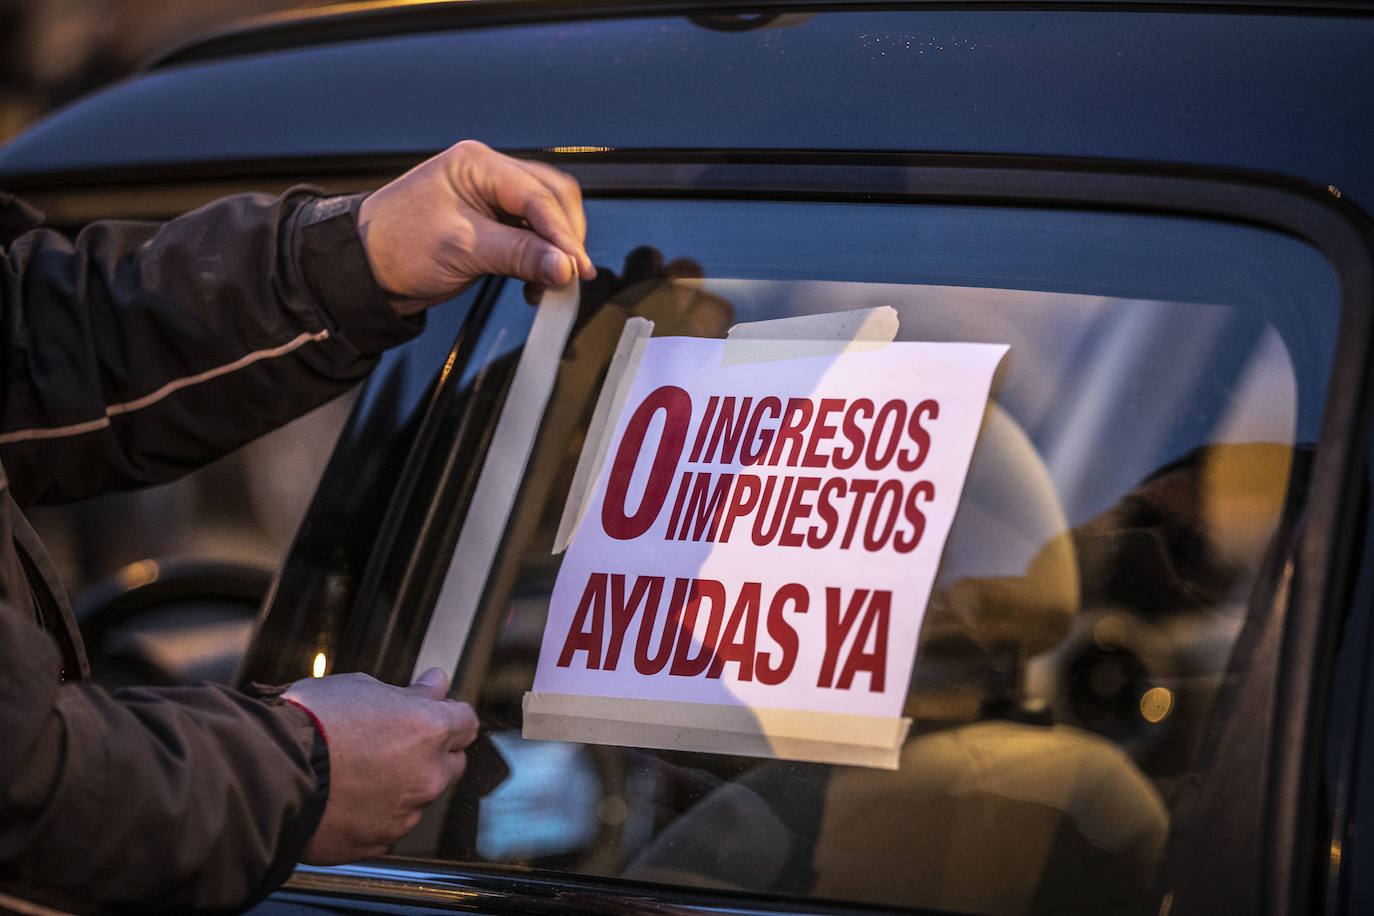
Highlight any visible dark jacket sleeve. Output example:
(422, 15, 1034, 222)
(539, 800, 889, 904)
(0, 585, 329, 915)
(0, 190, 417, 912)
(0, 188, 422, 505)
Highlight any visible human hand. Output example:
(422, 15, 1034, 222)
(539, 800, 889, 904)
(283, 667, 479, 864)
(358, 139, 595, 315)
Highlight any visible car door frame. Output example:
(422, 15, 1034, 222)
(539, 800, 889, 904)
(224, 150, 1374, 916)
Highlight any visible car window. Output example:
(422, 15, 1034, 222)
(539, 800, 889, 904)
(387, 197, 1337, 914)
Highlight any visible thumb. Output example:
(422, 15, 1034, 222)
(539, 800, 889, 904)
(472, 220, 577, 288)
(409, 666, 450, 700)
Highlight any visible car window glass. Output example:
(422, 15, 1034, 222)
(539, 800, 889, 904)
(392, 198, 1338, 915)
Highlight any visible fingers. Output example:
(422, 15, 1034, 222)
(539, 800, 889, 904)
(423, 704, 476, 801)
(473, 220, 578, 289)
(517, 156, 588, 248)
(408, 668, 479, 751)
(440, 747, 469, 786)
(395, 688, 474, 806)
(408, 666, 449, 700)
(437, 698, 479, 745)
(294, 670, 482, 865)
(360, 139, 595, 311)
(495, 183, 592, 282)
(466, 144, 595, 281)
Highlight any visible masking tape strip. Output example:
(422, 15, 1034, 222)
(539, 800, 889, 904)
(523, 692, 912, 770)
(413, 282, 581, 682)
(552, 316, 654, 554)
(721, 305, 899, 366)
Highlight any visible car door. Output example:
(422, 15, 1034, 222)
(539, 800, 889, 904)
(237, 152, 1374, 916)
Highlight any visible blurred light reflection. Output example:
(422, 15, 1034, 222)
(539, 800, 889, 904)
(1139, 686, 1173, 723)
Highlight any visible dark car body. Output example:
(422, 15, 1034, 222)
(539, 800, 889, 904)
(3, 2, 1374, 915)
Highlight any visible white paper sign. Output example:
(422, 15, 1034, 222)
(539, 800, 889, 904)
(525, 337, 1007, 766)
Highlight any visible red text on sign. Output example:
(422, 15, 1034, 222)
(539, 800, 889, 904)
(555, 572, 891, 692)
(603, 386, 941, 548)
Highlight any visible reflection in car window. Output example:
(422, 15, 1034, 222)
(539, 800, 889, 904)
(394, 199, 1338, 915)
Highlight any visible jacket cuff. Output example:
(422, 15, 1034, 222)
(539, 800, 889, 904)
(294, 192, 424, 355)
(250, 696, 332, 901)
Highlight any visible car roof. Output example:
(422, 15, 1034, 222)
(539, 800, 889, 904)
(142, 0, 1374, 69)
(1, 0, 1371, 212)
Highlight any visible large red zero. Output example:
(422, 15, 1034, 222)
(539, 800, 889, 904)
(602, 385, 693, 540)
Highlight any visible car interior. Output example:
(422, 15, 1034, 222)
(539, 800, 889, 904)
(363, 197, 1336, 913)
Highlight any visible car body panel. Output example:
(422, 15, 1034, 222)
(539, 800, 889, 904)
(0, 7, 1371, 211)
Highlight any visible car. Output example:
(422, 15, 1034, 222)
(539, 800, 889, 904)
(2, 1, 1373, 914)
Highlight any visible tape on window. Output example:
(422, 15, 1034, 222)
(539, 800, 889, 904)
(413, 282, 581, 682)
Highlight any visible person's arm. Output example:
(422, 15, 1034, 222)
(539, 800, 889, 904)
(0, 139, 591, 505)
(0, 593, 477, 914)
(0, 593, 326, 913)
(0, 140, 587, 913)
(0, 186, 401, 504)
